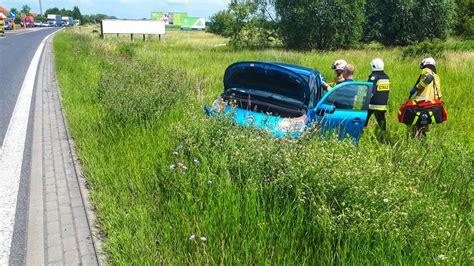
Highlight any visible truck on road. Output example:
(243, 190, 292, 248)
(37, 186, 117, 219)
(47, 14, 61, 26)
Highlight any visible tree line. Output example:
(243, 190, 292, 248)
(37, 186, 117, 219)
(208, 0, 473, 50)
(6, 5, 115, 24)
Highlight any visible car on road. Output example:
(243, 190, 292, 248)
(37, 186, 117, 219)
(4, 20, 13, 30)
(205, 61, 374, 141)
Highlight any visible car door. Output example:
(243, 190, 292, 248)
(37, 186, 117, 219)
(313, 81, 373, 141)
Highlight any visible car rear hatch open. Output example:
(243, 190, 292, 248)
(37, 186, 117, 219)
(223, 61, 311, 111)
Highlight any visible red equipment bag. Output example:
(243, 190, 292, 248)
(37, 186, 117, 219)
(398, 99, 447, 126)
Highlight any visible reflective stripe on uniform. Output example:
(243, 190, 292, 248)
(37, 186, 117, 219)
(429, 111, 436, 124)
(376, 79, 390, 91)
(369, 104, 387, 110)
(412, 112, 421, 125)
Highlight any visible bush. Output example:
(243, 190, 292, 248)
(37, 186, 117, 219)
(364, 0, 454, 46)
(275, 0, 364, 50)
(208, 10, 235, 38)
(401, 39, 446, 58)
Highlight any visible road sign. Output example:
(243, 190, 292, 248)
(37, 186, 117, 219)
(9, 11, 16, 19)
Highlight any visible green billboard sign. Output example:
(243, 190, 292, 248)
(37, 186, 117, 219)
(172, 12, 187, 25)
(151, 12, 188, 25)
(151, 12, 164, 20)
(180, 17, 206, 30)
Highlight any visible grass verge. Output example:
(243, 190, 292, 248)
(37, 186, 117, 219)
(53, 27, 473, 264)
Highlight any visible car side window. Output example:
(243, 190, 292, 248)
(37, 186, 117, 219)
(323, 84, 369, 110)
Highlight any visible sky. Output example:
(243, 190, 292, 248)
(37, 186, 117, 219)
(1, 0, 231, 19)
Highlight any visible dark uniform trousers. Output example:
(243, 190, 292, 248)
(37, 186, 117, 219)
(366, 71, 390, 131)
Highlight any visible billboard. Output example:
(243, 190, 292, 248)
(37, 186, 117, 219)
(102, 20, 166, 35)
(172, 12, 187, 25)
(151, 12, 187, 25)
(151, 12, 170, 24)
(180, 17, 205, 30)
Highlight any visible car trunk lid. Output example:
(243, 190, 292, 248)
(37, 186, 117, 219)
(223, 62, 311, 106)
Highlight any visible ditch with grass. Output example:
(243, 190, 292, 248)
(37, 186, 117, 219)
(53, 27, 473, 264)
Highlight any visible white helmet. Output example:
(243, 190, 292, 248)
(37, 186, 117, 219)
(370, 58, 384, 71)
(331, 59, 347, 71)
(420, 57, 436, 68)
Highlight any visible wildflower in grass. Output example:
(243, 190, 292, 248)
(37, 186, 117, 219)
(438, 254, 446, 260)
(200, 236, 206, 242)
(173, 151, 179, 156)
(194, 159, 200, 164)
(189, 234, 195, 241)
(178, 162, 184, 168)
(208, 180, 212, 186)
(178, 144, 183, 150)
(170, 165, 176, 170)
(383, 198, 389, 203)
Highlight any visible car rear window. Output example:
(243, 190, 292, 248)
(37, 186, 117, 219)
(229, 67, 305, 101)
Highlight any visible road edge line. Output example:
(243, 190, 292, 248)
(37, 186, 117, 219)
(0, 30, 56, 265)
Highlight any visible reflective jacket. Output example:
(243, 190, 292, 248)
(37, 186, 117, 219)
(367, 71, 390, 111)
(415, 68, 442, 100)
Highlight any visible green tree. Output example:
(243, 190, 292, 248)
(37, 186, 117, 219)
(453, 0, 474, 38)
(20, 5, 31, 16)
(209, 0, 277, 49)
(412, 0, 454, 41)
(363, 0, 415, 45)
(275, 0, 364, 50)
(363, 0, 454, 45)
(44, 8, 60, 16)
(72, 6, 83, 21)
(208, 10, 235, 37)
(35, 15, 46, 22)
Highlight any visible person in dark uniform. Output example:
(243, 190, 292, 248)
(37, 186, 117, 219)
(366, 58, 390, 131)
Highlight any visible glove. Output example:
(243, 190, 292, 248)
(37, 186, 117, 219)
(409, 87, 417, 95)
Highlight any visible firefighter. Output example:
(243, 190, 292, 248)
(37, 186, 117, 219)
(322, 59, 347, 91)
(409, 57, 443, 138)
(366, 58, 390, 131)
(0, 17, 5, 37)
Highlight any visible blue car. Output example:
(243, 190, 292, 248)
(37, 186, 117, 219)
(205, 61, 373, 141)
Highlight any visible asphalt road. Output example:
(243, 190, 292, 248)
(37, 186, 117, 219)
(0, 28, 58, 145)
(0, 27, 59, 264)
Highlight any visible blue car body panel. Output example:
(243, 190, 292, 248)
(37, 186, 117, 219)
(313, 81, 373, 140)
(206, 61, 373, 142)
(205, 105, 291, 138)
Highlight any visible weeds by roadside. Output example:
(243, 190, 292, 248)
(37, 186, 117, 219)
(54, 28, 473, 264)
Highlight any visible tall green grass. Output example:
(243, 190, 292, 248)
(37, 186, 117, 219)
(54, 27, 473, 264)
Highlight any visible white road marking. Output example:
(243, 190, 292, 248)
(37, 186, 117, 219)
(5, 28, 52, 35)
(0, 30, 57, 264)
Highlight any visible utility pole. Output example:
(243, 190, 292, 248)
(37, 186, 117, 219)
(39, 0, 43, 15)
